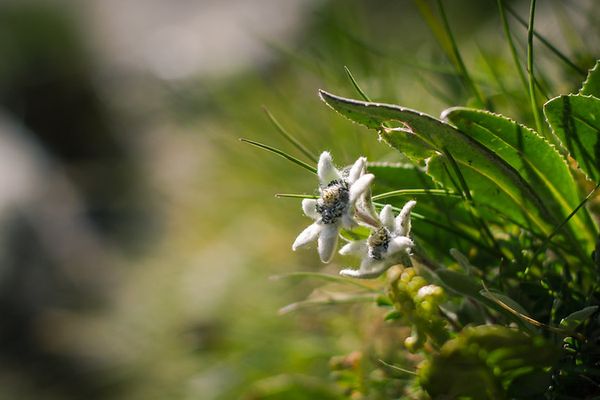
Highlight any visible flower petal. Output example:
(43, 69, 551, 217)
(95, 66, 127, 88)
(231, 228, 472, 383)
(292, 223, 321, 250)
(318, 224, 339, 263)
(340, 261, 387, 279)
(302, 198, 319, 219)
(347, 156, 366, 184)
(317, 151, 341, 185)
(387, 236, 413, 255)
(341, 213, 356, 229)
(379, 204, 395, 230)
(395, 200, 416, 236)
(349, 173, 374, 203)
(339, 240, 367, 256)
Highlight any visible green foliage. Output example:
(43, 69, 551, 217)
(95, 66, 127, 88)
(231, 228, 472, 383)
(250, 3, 600, 399)
(418, 326, 558, 400)
(545, 94, 600, 182)
(284, 60, 600, 399)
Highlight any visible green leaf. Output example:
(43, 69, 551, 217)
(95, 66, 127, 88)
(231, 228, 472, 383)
(319, 90, 552, 234)
(384, 310, 402, 321)
(479, 289, 530, 317)
(366, 162, 436, 193)
(580, 60, 600, 97)
(426, 154, 530, 226)
(368, 159, 493, 259)
(443, 107, 595, 246)
(544, 94, 600, 182)
(560, 305, 599, 329)
(436, 269, 483, 299)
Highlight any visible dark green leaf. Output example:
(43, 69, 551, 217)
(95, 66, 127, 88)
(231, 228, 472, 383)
(580, 60, 600, 97)
(443, 107, 595, 246)
(560, 305, 599, 329)
(544, 94, 600, 182)
(319, 90, 553, 235)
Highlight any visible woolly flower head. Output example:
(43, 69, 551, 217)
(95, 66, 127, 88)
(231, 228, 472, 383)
(339, 201, 416, 279)
(292, 151, 374, 263)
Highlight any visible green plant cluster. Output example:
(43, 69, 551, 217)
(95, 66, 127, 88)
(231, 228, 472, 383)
(244, 2, 600, 399)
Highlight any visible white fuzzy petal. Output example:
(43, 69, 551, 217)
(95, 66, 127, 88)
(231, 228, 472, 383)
(340, 261, 387, 279)
(317, 151, 341, 184)
(387, 236, 413, 255)
(395, 200, 416, 236)
(347, 157, 366, 184)
(349, 173, 374, 203)
(341, 213, 356, 229)
(302, 198, 319, 219)
(292, 223, 321, 250)
(318, 224, 339, 263)
(379, 204, 395, 230)
(339, 240, 368, 256)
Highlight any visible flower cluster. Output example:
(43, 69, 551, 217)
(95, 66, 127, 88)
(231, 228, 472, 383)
(292, 152, 416, 279)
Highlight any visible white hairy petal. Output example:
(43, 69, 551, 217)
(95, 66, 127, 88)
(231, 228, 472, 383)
(317, 151, 341, 185)
(379, 204, 395, 231)
(347, 156, 366, 184)
(395, 200, 417, 236)
(387, 236, 413, 255)
(341, 213, 356, 229)
(301, 198, 319, 219)
(292, 223, 321, 250)
(340, 261, 387, 279)
(339, 240, 367, 256)
(349, 173, 374, 203)
(318, 224, 339, 263)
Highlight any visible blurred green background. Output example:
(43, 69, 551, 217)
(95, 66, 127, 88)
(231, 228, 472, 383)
(0, 0, 597, 399)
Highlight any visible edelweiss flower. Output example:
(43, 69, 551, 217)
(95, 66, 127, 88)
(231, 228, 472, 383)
(339, 201, 416, 279)
(292, 151, 375, 263)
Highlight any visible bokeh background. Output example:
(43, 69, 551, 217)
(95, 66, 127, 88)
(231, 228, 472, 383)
(0, 0, 597, 399)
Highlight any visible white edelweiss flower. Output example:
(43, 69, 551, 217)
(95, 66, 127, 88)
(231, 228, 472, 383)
(292, 151, 375, 263)
(339, 201, 416, 279)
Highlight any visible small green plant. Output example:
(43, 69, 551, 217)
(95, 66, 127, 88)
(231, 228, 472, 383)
(246, 2, 600, 399)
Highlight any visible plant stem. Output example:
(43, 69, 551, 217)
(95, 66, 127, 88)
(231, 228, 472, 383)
(497, 0, 529, 97)
(435, 0, 486, 107)
(526, 0, 544, 135)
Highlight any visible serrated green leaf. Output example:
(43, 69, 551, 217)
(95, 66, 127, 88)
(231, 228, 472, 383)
(544, 94, 600, 182)
(427, 154, 530, 226)
(560, 305, 599, 329)
(580, 60, 600, 97)
(443, 107, 595, 246)
(319, 90, 552, 235)
(367, 154, 495, 259)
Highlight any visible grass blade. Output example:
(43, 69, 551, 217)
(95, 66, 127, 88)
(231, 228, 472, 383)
(262, 107, 318, 163)
(526, 0, 544, 135)
(344, 66, 372, 102)
(435, 0, 486, 107)
(239, 138, 317, 174)
(505, 3, 586, 76)
(497, 0, 529, 97)
(372, 189, 460, 201)
(275, 193, 318, 199)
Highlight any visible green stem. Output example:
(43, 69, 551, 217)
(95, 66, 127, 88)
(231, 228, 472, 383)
(526, 0, 544, 135)
(239, 138, 317, 174)
(372, 189, 460, 201)
(262, 107, 318, 163)
(497, 0, 529, 96)
(435, 0, 486, 107)
(505, 3, 586, 76)
(344, 66, 372, 102)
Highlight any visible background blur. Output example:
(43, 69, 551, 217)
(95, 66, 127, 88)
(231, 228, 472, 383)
(0, 0, 597, 399)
